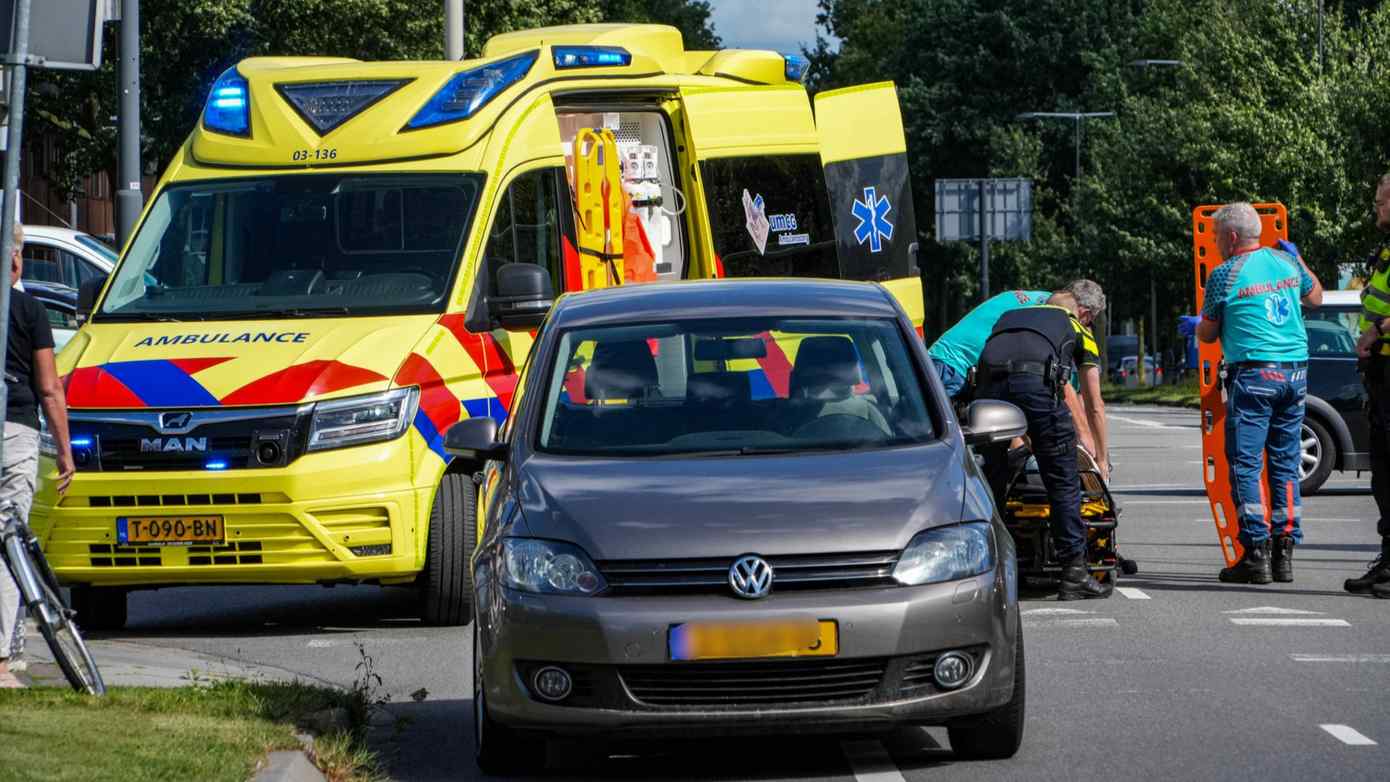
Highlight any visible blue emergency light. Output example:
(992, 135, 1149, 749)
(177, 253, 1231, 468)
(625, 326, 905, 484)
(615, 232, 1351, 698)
(783, 54, 810, 83)
(406, 50, 538, 130)
(70, 437, 93, 448)
(204, 460, 229, 471)
(552, 46, 632, 69)
(203, 68, 251, 137)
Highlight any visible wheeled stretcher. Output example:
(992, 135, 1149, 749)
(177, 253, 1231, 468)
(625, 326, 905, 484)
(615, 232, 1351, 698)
(999, 445, 1137, 591)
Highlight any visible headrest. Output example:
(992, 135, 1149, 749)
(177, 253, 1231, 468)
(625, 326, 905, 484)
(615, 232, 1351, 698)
(585, 340, 658, 401)
(789, 336, 861, 400)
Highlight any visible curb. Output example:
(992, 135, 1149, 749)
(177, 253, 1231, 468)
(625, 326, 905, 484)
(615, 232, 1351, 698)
(251, 750, 327, 782)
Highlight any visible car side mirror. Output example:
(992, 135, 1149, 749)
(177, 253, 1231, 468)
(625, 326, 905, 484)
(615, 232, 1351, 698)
(443, 418, 507, 462)
(961, 400, 1027, 447)
(491, 264, 553, 331)
(76, 275, 108, 325)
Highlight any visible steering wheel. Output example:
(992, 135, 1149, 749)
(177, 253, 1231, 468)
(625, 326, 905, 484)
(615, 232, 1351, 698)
(793, 414, 890, 442)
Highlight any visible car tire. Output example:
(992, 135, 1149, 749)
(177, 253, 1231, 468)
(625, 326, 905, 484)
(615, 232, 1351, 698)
(474, 627, 535, 775)
(68, 585, 127, 631)
(1298, 416, 1336, 497)
(948, 615, 1025, 760)
(419, 473, 476, 627)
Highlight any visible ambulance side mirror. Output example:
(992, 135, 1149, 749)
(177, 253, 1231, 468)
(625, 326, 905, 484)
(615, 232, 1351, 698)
(961, 400, 1027, 447)
(76, 275, 108, 325)
(491, 263, 553, 331)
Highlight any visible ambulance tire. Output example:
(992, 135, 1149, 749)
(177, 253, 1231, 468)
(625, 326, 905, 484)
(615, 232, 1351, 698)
(68, 586, 127, 631)
(420, 474, 476, 627)
(948, 615, 1025, 760)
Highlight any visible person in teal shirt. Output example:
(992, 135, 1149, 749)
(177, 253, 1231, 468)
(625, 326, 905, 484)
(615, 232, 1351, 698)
(929, 289, 1052, 398)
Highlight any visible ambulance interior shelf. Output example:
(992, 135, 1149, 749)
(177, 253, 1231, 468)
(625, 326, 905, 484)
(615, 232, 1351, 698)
(559, 111, 688, 288)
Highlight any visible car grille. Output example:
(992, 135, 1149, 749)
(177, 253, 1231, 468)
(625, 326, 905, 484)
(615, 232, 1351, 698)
(597, 551, 900, 595)
(619, 657, 889, 707)
(70, 408, 310, 472)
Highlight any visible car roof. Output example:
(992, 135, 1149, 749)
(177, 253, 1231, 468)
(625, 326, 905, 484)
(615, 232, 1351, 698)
(548, 279, 902, 329)
(1320, 289, 1361, 307)
(23, 225, 94, 244)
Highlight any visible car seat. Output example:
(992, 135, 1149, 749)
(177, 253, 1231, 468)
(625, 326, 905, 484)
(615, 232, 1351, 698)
(784, 336, 891, 439)
(585, 340, 659, 401)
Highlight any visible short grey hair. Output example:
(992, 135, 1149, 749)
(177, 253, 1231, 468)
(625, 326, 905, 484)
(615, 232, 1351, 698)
(1212, 202, 1262, 242)
(1066, 279, 1106, 318)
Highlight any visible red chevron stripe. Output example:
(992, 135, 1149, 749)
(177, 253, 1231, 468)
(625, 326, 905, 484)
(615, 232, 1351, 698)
(437, 315, 517, 410)
(169, 357, 234, 375)
(755, 332, 793, 398)
(221, 360, 385, 406)
(66, 366, 146, 408)
(395, 353, 460, 435)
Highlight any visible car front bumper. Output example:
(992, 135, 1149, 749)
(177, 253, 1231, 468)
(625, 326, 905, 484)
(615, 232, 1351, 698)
(476, 569, 1018, 737)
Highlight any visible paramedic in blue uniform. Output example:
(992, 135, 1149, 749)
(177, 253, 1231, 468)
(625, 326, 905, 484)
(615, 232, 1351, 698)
(929, 290, 1052, 398)
(1198, 202, 1323, 584)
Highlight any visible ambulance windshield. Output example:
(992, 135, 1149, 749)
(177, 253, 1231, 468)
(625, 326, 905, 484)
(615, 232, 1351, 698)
(98, 173, 482, 320)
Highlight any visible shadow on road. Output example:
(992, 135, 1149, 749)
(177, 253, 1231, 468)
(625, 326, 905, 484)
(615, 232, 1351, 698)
(110, 584, 423, 639)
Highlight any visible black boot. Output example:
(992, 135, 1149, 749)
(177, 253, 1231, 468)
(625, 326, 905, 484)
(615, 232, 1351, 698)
(1373, 580, 1390, 600)
(1344, 552, 1390, 594)
(1058, 557, 1108, 601)
(1219, 539, 1272, 584)
(1271, 535, 1294, 583)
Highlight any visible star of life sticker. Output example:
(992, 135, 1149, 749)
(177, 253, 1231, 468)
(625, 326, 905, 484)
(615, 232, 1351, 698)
(851, 186, 894, 253)
(742, 189, 770, 255)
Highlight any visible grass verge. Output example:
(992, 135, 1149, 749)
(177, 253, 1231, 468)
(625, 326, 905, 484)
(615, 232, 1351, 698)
(1102, 377, 1201, 408)
(0, 680, 383, 782)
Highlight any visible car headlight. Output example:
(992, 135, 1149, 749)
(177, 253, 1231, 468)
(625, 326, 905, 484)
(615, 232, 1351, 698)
(892, 522, 996, 586)
(501, 538, 606, 595)
(307, 388, 419, 452)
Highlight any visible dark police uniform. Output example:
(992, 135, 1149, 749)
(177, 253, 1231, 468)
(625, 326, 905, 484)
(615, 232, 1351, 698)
(975, 304, 1105, 599)
(1347, 244, 1390, 596)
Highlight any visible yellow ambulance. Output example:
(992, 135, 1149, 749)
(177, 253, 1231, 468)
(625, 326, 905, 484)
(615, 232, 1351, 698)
(32, 24, 924, 628)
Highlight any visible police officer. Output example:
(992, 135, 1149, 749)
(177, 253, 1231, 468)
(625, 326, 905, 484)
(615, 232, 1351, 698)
(1347, 174, 1390, 598)
(929, 289, 1052, 398)
(1197, 202, 1322, 584)
(975, 288, 1109, 600)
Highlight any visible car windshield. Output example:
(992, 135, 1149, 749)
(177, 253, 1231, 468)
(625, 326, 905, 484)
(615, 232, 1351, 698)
(1306, 307, 1359, 356)
(97, 174, 482, 320)
(537, 316, 936, 456)
(74, 234, 118, 264)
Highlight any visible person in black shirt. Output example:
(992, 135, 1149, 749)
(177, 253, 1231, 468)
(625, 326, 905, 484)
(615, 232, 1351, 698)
(1, 222, 75, 674)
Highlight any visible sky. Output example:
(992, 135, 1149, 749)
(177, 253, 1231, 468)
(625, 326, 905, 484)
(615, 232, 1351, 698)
(706, 0, 832, 54)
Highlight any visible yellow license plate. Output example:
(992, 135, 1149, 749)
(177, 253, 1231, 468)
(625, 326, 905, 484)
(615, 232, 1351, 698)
(669, 619, 838, 661)
(117, 516, 225, 547)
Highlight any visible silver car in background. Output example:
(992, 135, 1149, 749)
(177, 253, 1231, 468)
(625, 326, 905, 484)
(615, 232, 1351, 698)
(448, 276, 1026, 774)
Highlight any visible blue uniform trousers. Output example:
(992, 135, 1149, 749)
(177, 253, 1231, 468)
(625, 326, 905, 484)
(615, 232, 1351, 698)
(1224, 365, 1307, 545)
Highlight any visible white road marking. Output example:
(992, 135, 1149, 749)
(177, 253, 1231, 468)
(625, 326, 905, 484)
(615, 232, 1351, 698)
(1109, 414, 1189, 430)
(841, 740, 906, 782)
(307, 640, 335, 648)
(1320, 724, 1377, 746)
(1112, 483, 1199, 490)
(1292, 654, 1390, 663)
(1121, 499, 1210, 505)
(1225, 606, 1322, 615)
(1116, 587, 1150, 600)
(1228, 618, 1350, 627)
(1022, 607, 1094, 615)
(1024, 618, 1119, 628)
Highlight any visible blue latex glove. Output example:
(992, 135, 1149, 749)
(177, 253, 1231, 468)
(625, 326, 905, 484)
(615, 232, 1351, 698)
(1276, 238, 1300, 258)
(1177, 315, 1201, 337)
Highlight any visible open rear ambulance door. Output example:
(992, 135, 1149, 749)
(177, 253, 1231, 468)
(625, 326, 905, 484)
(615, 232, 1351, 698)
(813, 82, 924, 333)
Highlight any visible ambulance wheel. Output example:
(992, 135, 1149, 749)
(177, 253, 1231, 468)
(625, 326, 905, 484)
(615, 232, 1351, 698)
(420, 473, 476, 627)
(68, 586, 127, 631)
(948, 615, 1025, 760)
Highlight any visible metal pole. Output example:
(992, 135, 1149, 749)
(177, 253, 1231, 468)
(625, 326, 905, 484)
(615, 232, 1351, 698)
(444, 0, 465, 60)
(115, 0, 142, 248)
(1074, 116, 1082, 180)
(0, 0, 35, 471)
(1150, 273, 1159, 382)
(1317, 0, 1324, 73)
(978, 179, 989, 300)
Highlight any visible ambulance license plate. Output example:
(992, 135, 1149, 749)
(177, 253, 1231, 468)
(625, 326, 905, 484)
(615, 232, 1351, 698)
(669, 619, 838, 661)
(117, 516, 225, 547)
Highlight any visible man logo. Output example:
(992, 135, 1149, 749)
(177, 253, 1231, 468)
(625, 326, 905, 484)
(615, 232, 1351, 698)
(728, 554, 774, 599)
(159, 412, 194, 432)
(139, 437, 208, 453)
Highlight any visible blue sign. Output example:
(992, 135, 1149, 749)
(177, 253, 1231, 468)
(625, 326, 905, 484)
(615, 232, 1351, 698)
(851, 186, 894, 253)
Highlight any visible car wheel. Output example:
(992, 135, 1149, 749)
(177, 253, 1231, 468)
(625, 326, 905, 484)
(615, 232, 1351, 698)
(1298, 417, 1336, 497)
(419, 473, 476, 626)
(948, 615, 1025, 760)
(68, 586, 127, 631)
(473, 627, 533, 775)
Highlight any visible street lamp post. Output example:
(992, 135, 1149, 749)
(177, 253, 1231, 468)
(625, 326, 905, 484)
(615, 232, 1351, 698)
(1014, 111, 1116, 180)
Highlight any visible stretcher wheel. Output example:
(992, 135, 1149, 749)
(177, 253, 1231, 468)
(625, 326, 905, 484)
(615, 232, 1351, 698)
(1119, 557, 1138, 575)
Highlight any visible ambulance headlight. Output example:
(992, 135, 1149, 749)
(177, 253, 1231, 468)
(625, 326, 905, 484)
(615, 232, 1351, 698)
(203, 68, 251, 137)
(406, 50, 537, 130)
(893, 522, 995, 586)
(307, 388, 419, 452)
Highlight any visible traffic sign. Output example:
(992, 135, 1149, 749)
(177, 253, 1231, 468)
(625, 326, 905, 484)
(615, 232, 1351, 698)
(934, 177, 1032, 242)
(0, 0, 105, 71)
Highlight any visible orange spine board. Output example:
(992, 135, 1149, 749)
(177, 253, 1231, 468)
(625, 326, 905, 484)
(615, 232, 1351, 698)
(1191, 203, 1288, 567)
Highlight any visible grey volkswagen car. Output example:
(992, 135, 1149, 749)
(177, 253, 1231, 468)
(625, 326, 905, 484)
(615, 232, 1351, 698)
(447, 273, 1026, 773)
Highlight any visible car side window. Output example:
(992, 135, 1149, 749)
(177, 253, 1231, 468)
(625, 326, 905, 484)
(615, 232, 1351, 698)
(482, 168, 564, 298)
(22, 245, 64, 284)
(42, 302, 77, 330)
(1305, 309, 1358, 356)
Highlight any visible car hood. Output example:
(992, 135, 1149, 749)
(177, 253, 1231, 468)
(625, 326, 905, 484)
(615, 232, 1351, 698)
(513, 441, 970, 560)
(59, 316, 439, 408)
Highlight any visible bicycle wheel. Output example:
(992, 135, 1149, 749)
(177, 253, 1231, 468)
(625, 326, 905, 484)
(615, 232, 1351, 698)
(32, 566, 105, 695)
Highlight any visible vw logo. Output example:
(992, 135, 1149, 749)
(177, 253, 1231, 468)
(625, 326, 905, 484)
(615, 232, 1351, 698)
(728, 554, 773, 599)
(158, 412, 194, 433)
